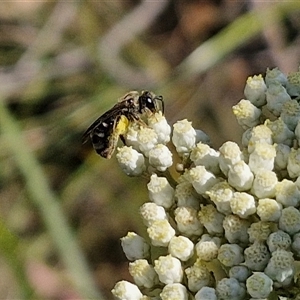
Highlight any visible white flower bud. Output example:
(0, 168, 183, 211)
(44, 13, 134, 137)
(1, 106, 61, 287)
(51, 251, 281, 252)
(195, 234, 221, 261)
(190, 142, 220, 174)
(140, 202, 167, 227)
(218, 244, 244, 267)
(160, 283, 188, 300)
(148, 144, 173, 172)
(265, 118, 294, 146)
(281, 99, 300, 131)
(125, 123, 140, 149)
(168, 236, 194, 262)
(219, 141, 243, 176)
(175, 181, 200, 209)
(267, 230, 291, 253)
(195, 287, 217, 300)
(294, 120, 300, 147)
(195, 129, 211, 145)
(129, 259, 158, 288)
(248, 221, 272, 243)
(172, 119, 196, 154)
(275, 179, 300, 207)
(244, 241, 270, 271)
(206, 181, 234, 214)
(230, 192, 256, 219)
(147, 219, 175, 247)
(147, 174, 174, 209)
(246, 272, 273, 298)
(154, 254, 183, 284)
(264, 249, 295, 284)
(247, 124, 273, 153)
(286, 71, 300, 97)
(232, 99, 262, 129)
(223, 214, 250, 245)
(241, 128, 252, 148)
(256, 198, 282, 222)
(265, 67, 287, 87)
(292, 232, 300, 256)
(287, 148, 300, 178)
(147, 112, 171, 144)
(116, 146, 146, 176)
(266, 82, 291, 116)
(295, 176, 300, 190)
(198, 204, 224, 235)
(216, 278, 246, 300)
(111, 280, 143, 300)
(251, 169, 277, 198)
(229, 265, 251, 282)
(248, 142, 276, 174)
(185, 259, 214, 292)
(279, 206, 300, 235)
(244, 74, 267, 106)
(121, 232, 150, 261)
(137, 126, 158, 156)
(186, 165, 219, 196)
(228, 160, 254, 191)
(174, 206, 203, 237)
(274, 143, 290, 172)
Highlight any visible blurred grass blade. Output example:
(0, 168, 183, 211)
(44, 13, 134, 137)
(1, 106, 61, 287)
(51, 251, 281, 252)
(177, 2, 300, 78)
(0, 99, 102, 299)
(0, 220, 34, 298)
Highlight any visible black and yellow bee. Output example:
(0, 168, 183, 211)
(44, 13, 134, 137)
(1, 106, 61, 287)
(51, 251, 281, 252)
(82, 91, 164, 159)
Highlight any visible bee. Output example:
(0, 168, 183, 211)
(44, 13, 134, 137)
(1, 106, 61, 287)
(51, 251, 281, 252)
(82, 91, 164, 159)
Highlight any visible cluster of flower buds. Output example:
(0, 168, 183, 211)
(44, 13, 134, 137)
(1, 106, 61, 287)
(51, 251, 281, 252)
(112, 67, 300, 300)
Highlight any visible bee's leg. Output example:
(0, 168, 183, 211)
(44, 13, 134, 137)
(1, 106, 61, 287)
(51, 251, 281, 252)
(120, 135, 127, 145)
(138, 119, 148, 127)
(131, 114, 147, 127)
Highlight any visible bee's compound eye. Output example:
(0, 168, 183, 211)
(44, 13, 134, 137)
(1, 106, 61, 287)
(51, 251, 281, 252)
(147, 97, 153, 103)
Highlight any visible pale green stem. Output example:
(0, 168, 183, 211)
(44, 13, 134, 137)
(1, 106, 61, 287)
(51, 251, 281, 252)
(0, 99, 103, 299)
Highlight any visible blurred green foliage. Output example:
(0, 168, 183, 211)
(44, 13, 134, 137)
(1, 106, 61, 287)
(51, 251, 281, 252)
(0, 1, 300, 299)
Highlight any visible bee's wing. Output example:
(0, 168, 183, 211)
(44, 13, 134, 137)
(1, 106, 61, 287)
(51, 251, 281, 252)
(83, 113, 121, 157)
(82, 103, 122, 144)
(82, 116, 103, 144)
(82, 100, 134, 158)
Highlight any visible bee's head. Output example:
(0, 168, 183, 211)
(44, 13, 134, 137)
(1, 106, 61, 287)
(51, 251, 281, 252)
(139, 91, 164, 114)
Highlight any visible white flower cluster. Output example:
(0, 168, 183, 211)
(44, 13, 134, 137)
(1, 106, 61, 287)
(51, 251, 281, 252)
(112, 67, 300, 300)
(116, 111, 172, 175)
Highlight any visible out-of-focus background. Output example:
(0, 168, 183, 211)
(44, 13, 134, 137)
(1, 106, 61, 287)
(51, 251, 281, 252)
(0, 1, 300, 299)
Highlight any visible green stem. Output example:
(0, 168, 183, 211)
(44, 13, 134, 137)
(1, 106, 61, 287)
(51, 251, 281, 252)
(0, 99, 102, 299)
(0, 220, 34, 298)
